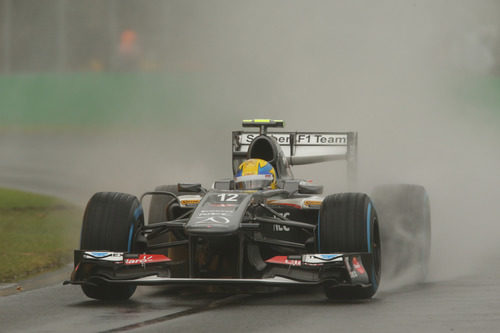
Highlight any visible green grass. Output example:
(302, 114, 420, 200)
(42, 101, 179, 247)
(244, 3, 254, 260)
(472, 76, 500, 107)
(0, 188, 82, 282)
(455, 75, 500, 120)
(0, 72, 196, 128)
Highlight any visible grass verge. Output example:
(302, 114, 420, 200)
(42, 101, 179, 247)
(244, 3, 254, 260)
(0, 188, 82, 283)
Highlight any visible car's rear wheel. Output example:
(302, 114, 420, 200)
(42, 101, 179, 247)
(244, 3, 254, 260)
(372, 184, 431, 283)
(80, 192, 144, 300)
(319, 193, 381, 299)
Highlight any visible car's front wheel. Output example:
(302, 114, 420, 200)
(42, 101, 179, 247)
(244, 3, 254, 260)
(80, 192, 144, 300)
(319, 192, 381, 299)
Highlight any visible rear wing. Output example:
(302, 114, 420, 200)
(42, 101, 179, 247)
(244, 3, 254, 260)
(232, 131, 358, 185)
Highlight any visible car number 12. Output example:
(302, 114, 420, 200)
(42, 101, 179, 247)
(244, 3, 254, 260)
(217, 193, 239, 202)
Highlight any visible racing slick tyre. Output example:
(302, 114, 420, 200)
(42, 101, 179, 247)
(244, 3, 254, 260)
(371, 184, 431, 283)
(80, 192, 144, 300)
(319, 193, 381, 300)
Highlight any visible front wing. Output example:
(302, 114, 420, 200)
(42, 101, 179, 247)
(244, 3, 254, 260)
(65, 250, 373, 288)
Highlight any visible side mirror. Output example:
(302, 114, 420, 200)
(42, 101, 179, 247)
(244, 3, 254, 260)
(298, 182, 323, 195)
(178, 183, 203, 193)
(277, 179, 300, 193)
(213, 179, 234, 190)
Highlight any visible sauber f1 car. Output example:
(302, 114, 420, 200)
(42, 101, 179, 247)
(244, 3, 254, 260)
(65, 119, 431, 300)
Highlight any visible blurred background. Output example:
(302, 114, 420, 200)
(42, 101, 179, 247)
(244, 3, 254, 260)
(0, 0, 499, 283)
(0, 0, 169, 73)
(1, 0, 500, 73)
(1, 0, 499, 129)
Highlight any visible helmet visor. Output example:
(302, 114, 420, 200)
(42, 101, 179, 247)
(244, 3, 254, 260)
(235, 174, 273, 190)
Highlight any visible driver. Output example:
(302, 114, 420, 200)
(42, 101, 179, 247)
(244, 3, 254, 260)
(234, 158, 277, 190)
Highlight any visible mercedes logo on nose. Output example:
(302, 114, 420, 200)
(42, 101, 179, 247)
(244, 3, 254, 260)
(195, 216, 230, 224)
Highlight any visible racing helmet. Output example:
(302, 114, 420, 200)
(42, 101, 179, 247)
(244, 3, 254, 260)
(235, 159, 277, 190)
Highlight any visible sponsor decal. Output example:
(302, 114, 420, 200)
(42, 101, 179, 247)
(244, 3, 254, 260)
(195, 216, 230, 224)
(272, 212, 291, 231)
(241, 133, 291, 145)
(295, 134, 347, 145)
(345, 256, 369, 283)
(265, 256, 302, 266)
(70, 263, 81, 281)
(345, 258, 358, 279)
(124, 254, 171, 265)
(303, 254, 343, 265)
(239, 133, 347, 146)
(210, 203, 236, 207)
(314, 254, 342, 260)
(352, 256, 366, 274)
(83, 252, 123, 262)
(273, 224, 291, 232)
(266, 200, 302, 209)
(304, 200, 322, 207)
(180, 199, 200, 207)
(345, 257, 357, 278)
(199, 211, 232, 216)
(197, 208, 235, 217)
(86, 252, 113, 258)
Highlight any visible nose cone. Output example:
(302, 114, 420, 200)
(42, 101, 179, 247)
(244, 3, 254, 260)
(185, 192, 252, 235)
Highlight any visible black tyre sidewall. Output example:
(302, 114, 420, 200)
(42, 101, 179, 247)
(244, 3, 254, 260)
(320, 193, 381, 299)
(80, 192, 144, 300)
(81, 192, 144, 252)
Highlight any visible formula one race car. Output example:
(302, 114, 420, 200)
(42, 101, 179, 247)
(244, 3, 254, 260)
(65, 119, 431, 300)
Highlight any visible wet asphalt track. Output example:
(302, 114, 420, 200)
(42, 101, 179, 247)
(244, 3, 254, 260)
(1, 266, 499, 333)
(1, 131, 500, 332)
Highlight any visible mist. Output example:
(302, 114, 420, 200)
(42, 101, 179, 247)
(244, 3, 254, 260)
(1, 0, 499, 286)
(156, 1, 500, 283)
